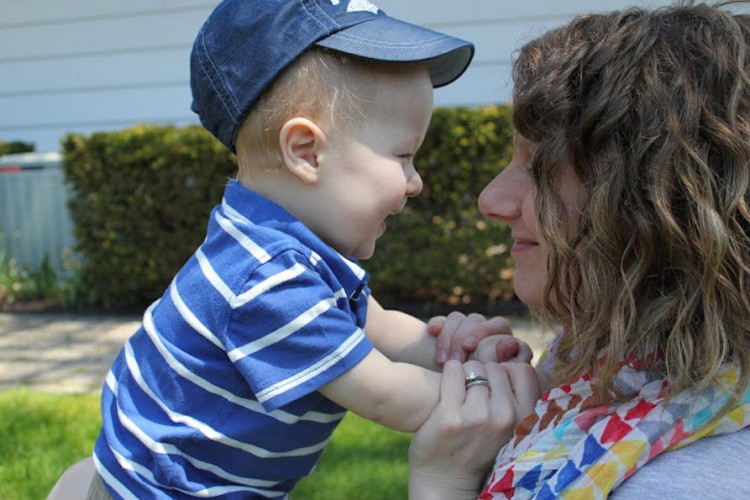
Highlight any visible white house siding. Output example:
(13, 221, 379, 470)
(0, 0, 700, 152)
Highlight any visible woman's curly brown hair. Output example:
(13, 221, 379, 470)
(513, 1, 750, 405)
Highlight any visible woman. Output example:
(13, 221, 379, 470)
(411, 2, 750, 498)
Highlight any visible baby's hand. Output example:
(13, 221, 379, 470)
(470, 334, 534, 364)
(427, 312, 512, 364)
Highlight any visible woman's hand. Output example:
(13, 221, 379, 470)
(408, 360, 540, 500)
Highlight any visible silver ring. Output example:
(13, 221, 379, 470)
(465, 371, 490, 389)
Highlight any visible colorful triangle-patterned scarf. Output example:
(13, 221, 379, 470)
(480, 340, 750, 499)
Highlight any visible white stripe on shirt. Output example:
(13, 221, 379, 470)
(141, 302, 342, 425)
(105, 372, 291, 492)
(195, 248, 312, 312)
(215, 209, 271, 264)
(170, 282, 224, 350)
(111, 406, 280, 493)
(309, 251, 321, 266)
(227, 297, 336, 361)
(255, 328, 366, 403)
(121, 341, 330, 458)
(108, 444, 278, 498)
(230, 263, 307, 309)
(221, 198, 251, 225)
(340, 254, 367, 280)
(196, 248, 235, 303)
(93, 454, 139, 500)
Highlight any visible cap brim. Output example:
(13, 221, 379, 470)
(315, 16, 474, 88)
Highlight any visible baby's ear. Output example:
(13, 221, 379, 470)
(279, 117, 323, 185)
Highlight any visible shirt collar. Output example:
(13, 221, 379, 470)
(221, 180, 369, 300)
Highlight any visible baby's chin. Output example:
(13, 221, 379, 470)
(331, 241, 376, 261)
(350, 242, 377, 261)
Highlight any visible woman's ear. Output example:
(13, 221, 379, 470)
(279, 117, 324, 185)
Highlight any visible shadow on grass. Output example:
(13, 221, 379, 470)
(293, 414, 411, 499)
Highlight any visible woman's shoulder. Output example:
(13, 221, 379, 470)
(613, 427, 750, 498)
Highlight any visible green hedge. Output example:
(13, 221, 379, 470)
(62, 107, 517, 310)
(0, 140, 34, 156)
(62, 125, 236, 307)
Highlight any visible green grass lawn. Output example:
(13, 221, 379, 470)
(0, 389, 102, 499)
(0, 388, 410, 499)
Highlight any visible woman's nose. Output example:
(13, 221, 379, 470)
(478, 167, 521, 221)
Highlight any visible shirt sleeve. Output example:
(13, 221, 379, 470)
(611, 428, 750, 497)
(223, 249, 374, 411)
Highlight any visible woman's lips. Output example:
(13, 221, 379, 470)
(511, 240, 538, 256)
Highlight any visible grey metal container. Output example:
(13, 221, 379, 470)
(0, 151, 75, 273)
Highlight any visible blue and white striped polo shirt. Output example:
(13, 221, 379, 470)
(93, 180, 374, 498)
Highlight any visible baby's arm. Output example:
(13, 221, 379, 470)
(318, 347, 440, 433)
(364, 296, 441, 370)
(365, 296, 512, 370)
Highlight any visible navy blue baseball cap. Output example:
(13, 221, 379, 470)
(190, 0, 475, 151)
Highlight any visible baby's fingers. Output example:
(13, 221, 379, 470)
(496, 338, 534, 363)
(426, 315, 446, 337)
(433, 312, 469, 364)
(462, 316, 513, 350)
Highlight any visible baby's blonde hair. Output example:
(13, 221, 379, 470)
(235, 47, 392, 178)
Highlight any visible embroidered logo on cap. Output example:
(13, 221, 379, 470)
(330, 0, 379, 14)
